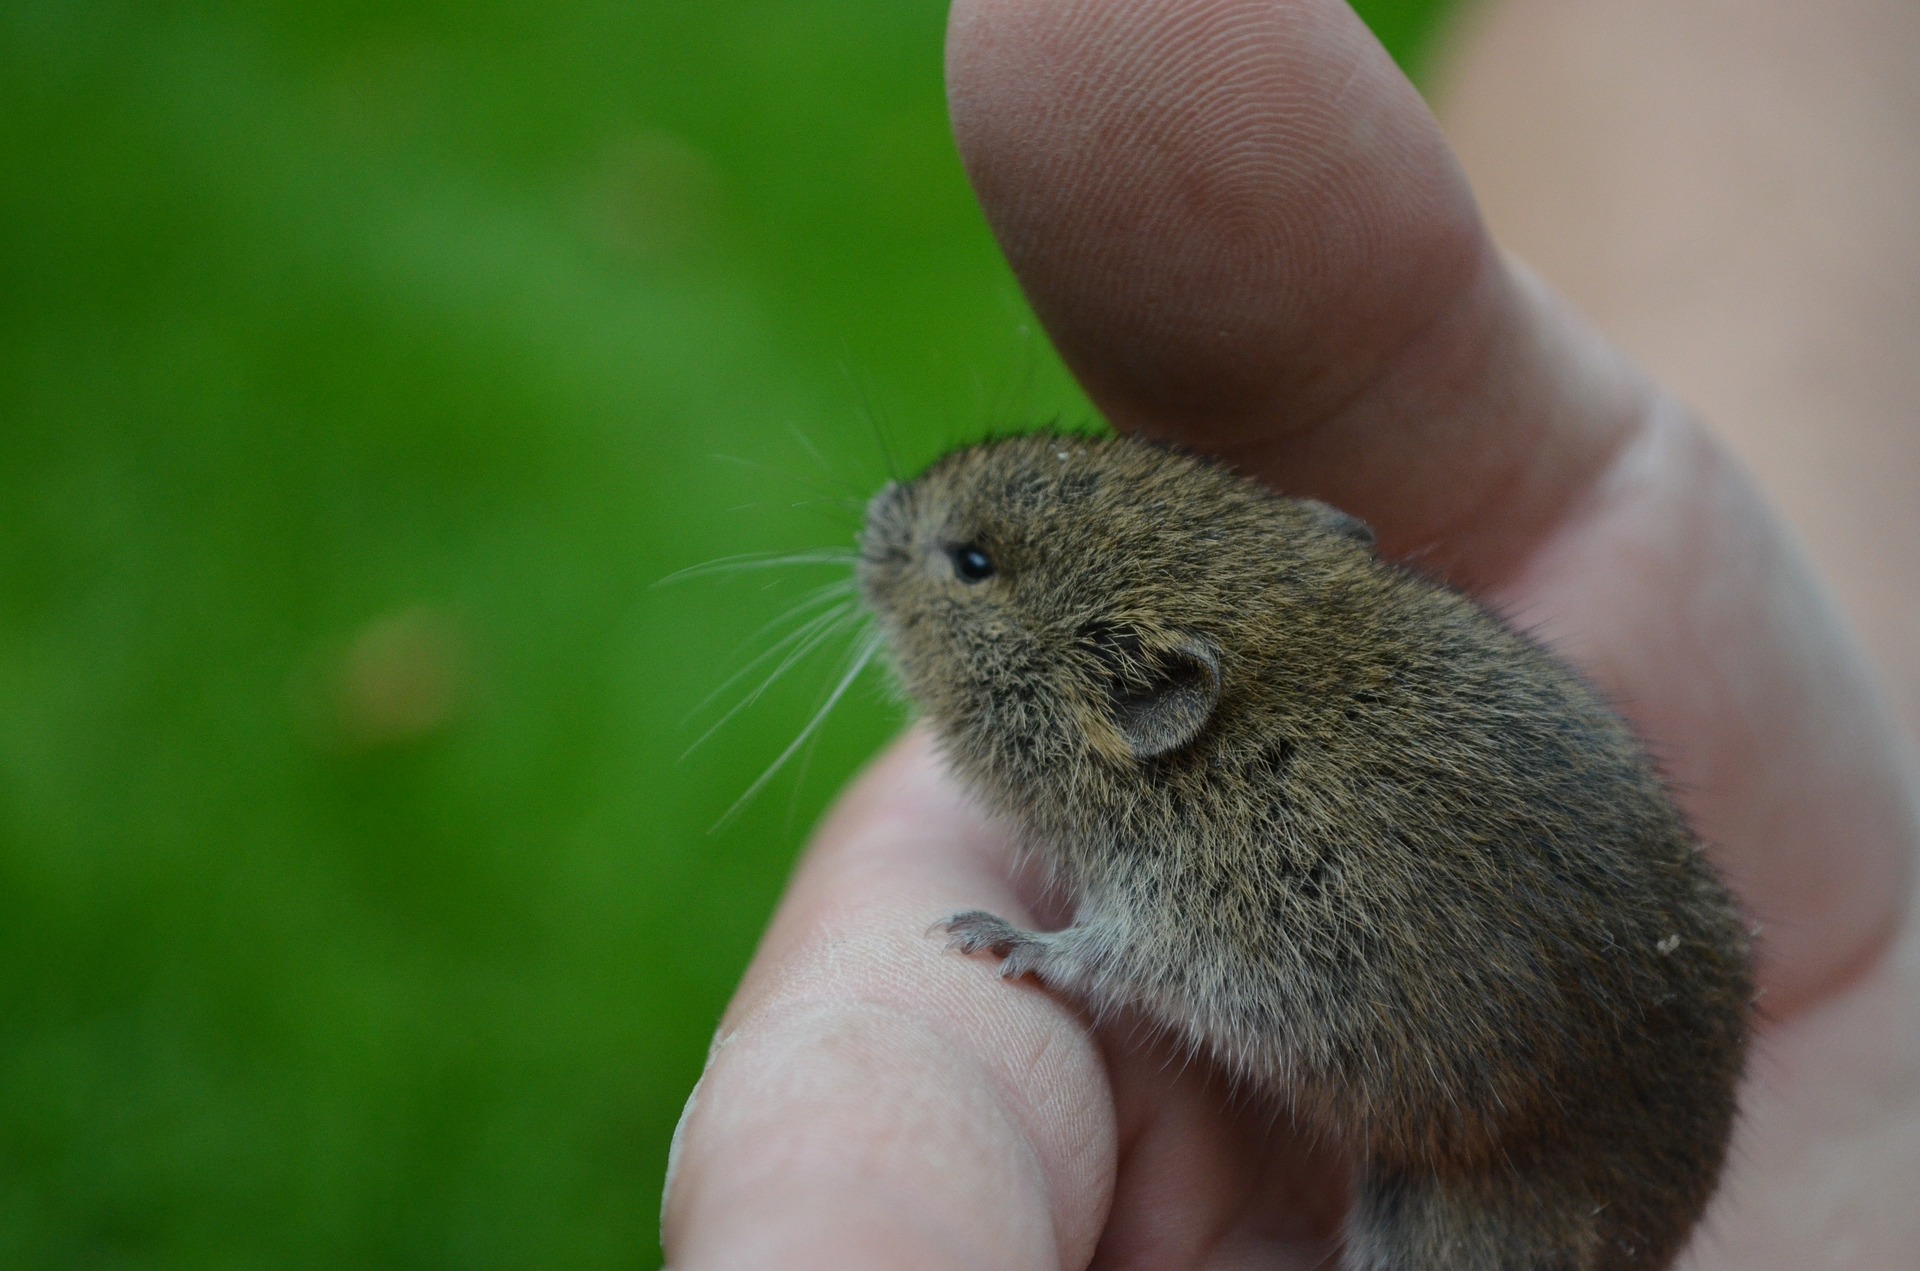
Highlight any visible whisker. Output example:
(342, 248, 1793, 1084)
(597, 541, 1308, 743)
(732, 576, 857, 652)
(784, 422, 868, 505)
(714, 625, 882, 832)
(839, 358, 901, 484)
(680, 579, 860, 724)
(791, 497, 866, 518)
(680, 601, 860, 754)
(655, 549, 858, 586)
(706, 451, 862, 508)
(784, 615, 877, 829)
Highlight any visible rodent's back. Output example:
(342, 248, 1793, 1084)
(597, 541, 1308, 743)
(1036, 539, 1744, 1126)
(1158, 564, 1747, 1154)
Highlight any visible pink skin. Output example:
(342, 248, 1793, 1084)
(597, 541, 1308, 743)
(661, 1, 1920, 1267)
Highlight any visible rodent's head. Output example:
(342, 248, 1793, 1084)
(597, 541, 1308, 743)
(858, 432, 1375, 799)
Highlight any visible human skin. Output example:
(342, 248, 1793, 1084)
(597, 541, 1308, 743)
(1436, 0, 1920, 741)
(660, 1, 1920, 1267)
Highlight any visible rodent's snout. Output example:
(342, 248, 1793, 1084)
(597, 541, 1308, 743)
(858, 480, 912, 566)
(856, 479, 915, 614)
(865, 479, 906, 527)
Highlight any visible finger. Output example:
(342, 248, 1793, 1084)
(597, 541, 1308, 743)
(1090, 1031, 1349, 1269)
(662, 731, 1115, 1271)
(946, 0, 1918, 1015)
(947, 0, 1635, 576)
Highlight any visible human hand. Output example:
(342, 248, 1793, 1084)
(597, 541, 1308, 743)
(662, 1, 1920, 1266)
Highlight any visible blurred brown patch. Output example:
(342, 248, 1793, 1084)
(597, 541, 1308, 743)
(298, 605, 471, 751)
(582, 129, 719, 261)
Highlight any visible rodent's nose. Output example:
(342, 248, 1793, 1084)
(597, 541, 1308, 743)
(868, 480, 906, 520)
(858, 480, 911, 568)
(862, 480, 909, 538)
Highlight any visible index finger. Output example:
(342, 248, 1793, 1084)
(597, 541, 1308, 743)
(661, 732, 1115, 1270)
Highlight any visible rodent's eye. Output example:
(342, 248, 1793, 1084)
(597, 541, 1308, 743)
(948, 544, 996, 583)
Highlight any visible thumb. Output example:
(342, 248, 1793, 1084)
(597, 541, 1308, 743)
(947, 0, 1629, 580)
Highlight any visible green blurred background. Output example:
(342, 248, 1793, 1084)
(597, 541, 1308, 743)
(1, 2, 1448, 1265)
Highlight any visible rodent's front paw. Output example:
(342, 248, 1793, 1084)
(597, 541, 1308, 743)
(937, 910, 1051, 979)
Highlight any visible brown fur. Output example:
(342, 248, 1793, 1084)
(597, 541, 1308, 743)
(859, 432, 1752, 1270)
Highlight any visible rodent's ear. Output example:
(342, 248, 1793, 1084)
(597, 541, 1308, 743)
(1300, 500, 1376, 549)
(1111, 633, 1222, 761)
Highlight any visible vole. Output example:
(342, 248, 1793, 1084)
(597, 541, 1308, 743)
(857, 431, 1752, 1270)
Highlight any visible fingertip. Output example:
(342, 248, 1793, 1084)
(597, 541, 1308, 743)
(944, 0, 1652, 578)
(666, 988, 1111, 1270)
(663, 1002, 1054, 1270)
(667, 731, 1118, 1268)
(947, 0, 1485, 437)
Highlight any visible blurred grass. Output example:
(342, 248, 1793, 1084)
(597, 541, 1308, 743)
(0, 1, 1450, 1266)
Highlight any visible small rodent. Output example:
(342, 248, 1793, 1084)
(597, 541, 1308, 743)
(857, 431, 1752, 1270)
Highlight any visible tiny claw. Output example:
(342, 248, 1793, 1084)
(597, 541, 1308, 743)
(939, 909, 1021, 957)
